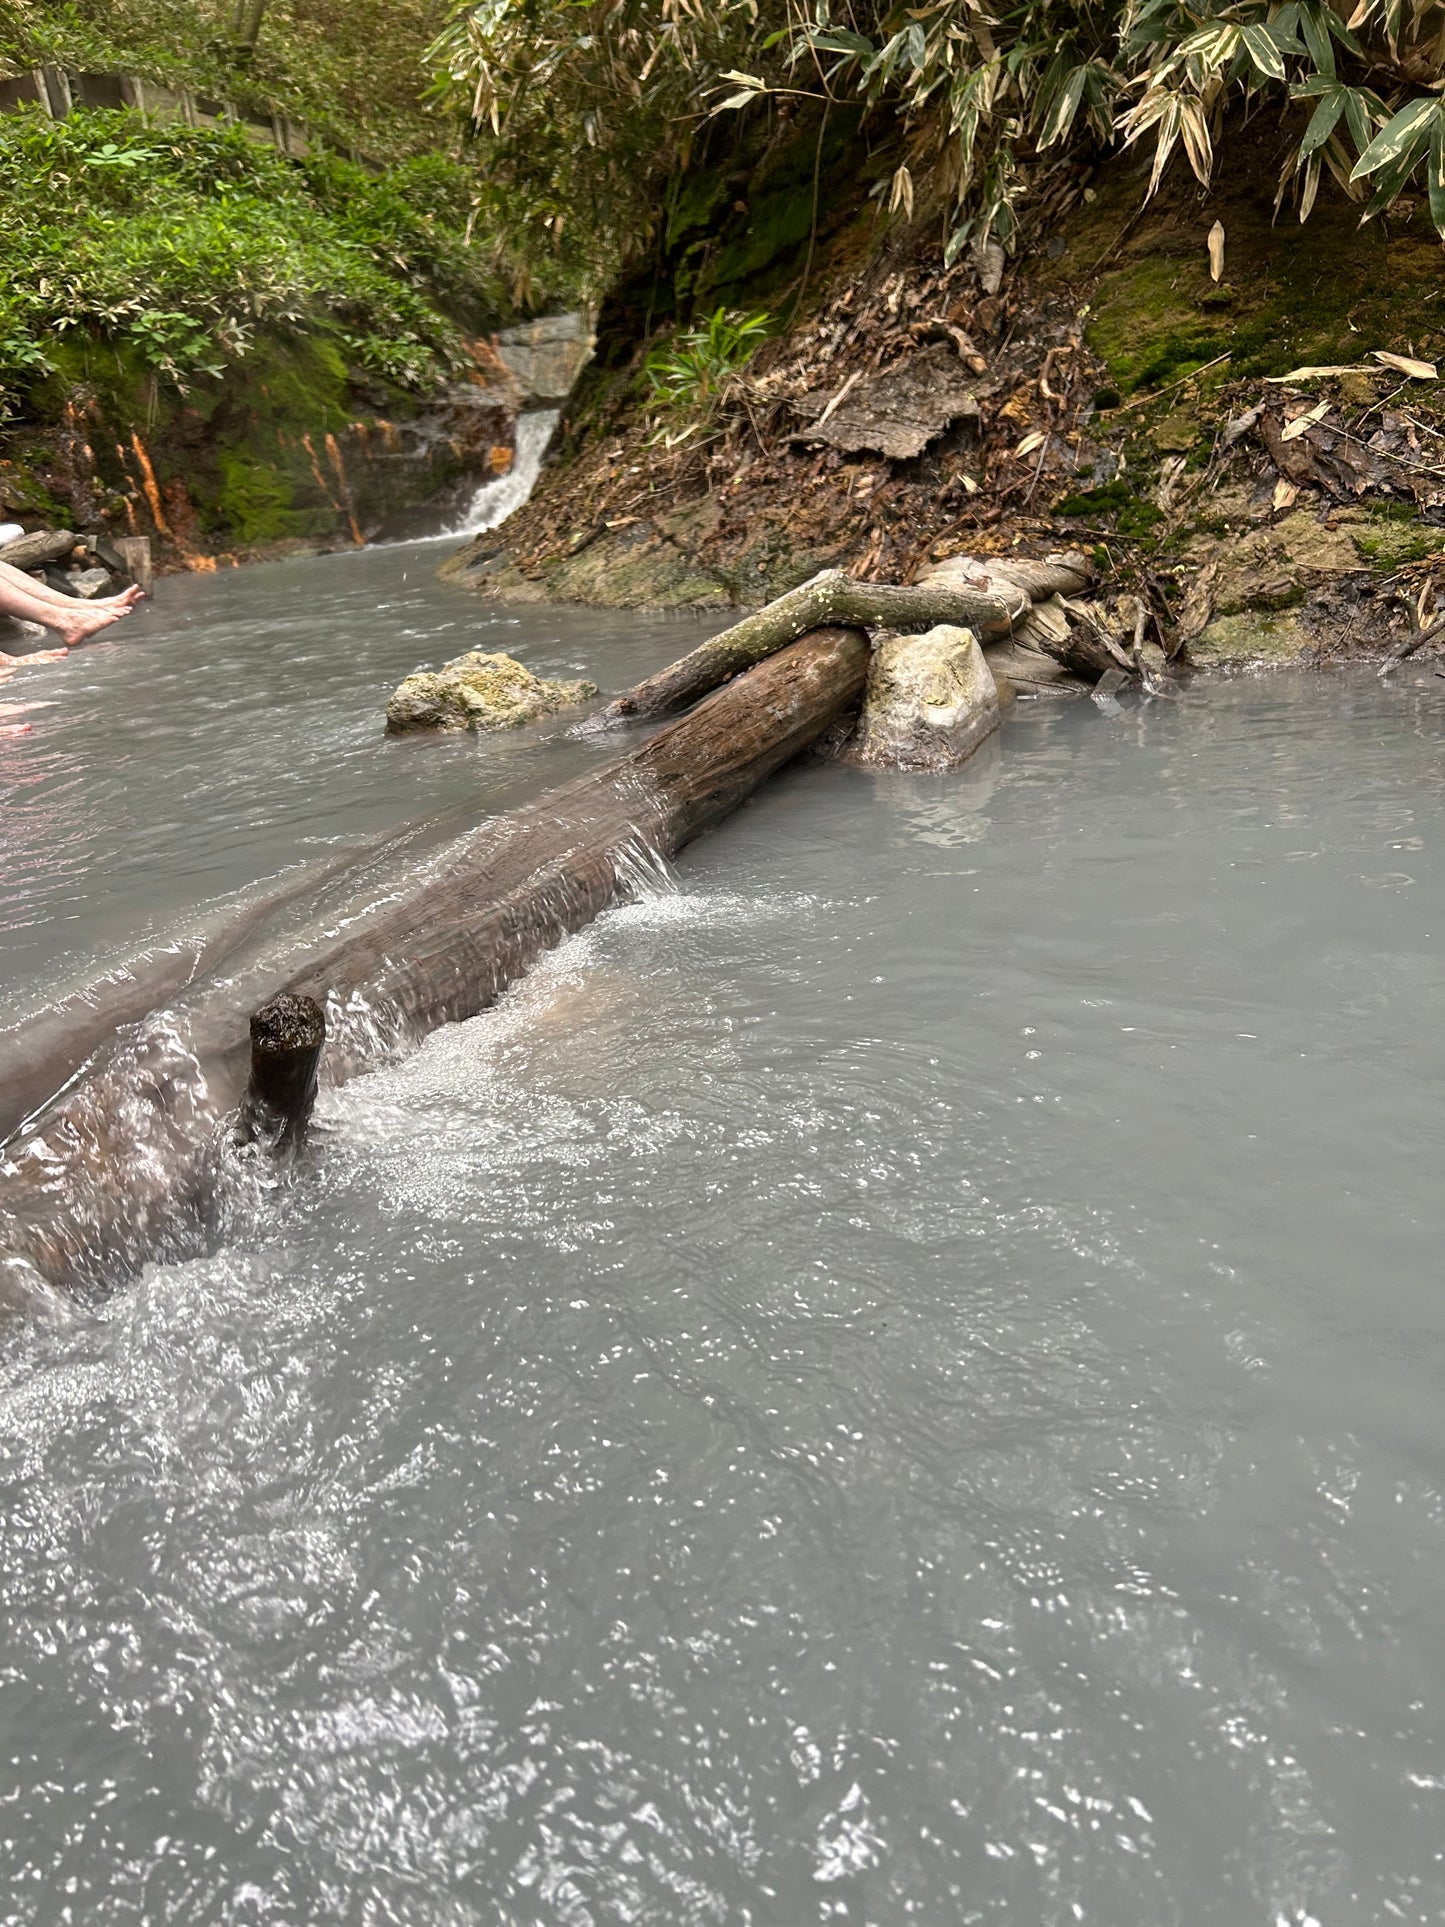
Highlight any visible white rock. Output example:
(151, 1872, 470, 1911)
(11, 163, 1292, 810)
(849, 624, 1002, 769)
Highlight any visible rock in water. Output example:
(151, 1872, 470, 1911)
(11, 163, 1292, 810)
(848, 624, 1002, 769)
(385, 651, 598, 735)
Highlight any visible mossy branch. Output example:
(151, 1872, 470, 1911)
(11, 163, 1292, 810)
(603, 568, 1031, 721)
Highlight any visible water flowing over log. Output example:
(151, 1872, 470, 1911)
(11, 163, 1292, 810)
(0, 625, 869, 1299)
(604, 569, 1029, 722)
(0, 821, 448, 1146)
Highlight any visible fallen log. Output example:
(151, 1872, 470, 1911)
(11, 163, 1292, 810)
(0, 818, 459, 1147)
(918, 552, 1095, 603)
(603, 568, 1028, 722)
(0, 528, 77, 571)
(0, 625, 869, 1298)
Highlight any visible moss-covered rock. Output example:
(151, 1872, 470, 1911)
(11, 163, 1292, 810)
(385, 651, 597, 734)
(1190, 610, 1313, 667)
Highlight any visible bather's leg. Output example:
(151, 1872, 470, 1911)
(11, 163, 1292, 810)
(0, 572, 125, 656)
(0, 559, 143, 613)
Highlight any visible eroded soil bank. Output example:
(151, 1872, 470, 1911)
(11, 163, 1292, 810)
(445, 120, 1445, 679)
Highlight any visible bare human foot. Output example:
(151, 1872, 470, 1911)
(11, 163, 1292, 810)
(48, 602, 125, 648)
(0, 648, 69, 667)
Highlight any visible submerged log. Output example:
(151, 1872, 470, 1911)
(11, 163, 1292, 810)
(0, 625, 869, 1296)
(0, 820, 449, 1147)
(604, 569, 1028, 722)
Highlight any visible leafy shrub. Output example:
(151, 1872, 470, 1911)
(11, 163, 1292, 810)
(642, 305, 772, 446)
(431, 0, 1445, 285)
(646, 308, 771, 411)
(0, 107, 506, 413)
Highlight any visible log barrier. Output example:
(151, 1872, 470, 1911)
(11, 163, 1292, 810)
(0, 625, 869, 1297)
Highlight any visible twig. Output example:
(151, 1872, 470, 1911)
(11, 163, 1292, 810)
(1379, 613, 1445, 675)
(1111, 353, 1232, 416)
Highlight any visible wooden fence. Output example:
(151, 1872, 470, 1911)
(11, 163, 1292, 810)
(0, 65, 322, 161)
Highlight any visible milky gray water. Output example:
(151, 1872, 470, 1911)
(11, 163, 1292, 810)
(2, 554, 1443, 1925)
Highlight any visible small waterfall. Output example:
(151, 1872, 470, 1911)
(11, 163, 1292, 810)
(611, 833, 681, 902)
(450, 409, 560, 536)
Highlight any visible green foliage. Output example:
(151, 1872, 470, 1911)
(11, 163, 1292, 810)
(0, 107, 505, 414)
(644, 307, 772, 446)
(429, 0, 1445, 295)
(646, 308, 771, 409)
(0, 0, 451, 162)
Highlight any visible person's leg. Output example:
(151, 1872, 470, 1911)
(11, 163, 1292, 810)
(0, 558, 142, 614)
(0, 572, 126, 654)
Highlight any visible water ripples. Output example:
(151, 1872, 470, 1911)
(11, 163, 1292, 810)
(3, 666, 1445, 1922)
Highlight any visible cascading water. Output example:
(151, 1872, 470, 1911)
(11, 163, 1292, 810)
(450, 408, 560, 536)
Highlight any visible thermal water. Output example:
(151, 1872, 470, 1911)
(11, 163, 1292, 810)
(2, 558, 1443, 1924)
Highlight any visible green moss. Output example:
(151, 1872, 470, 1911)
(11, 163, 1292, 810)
(1191, 610, 1312, 665)
(212, 448, 328, 544)
(1350, 511, 1445, 567)
(1055, 478, 1133, 516)
(1092, 232, 1444, 396)
(1054, 477, 1164, 538)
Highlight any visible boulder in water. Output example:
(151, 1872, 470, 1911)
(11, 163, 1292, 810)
(385, 650, 597, 735)
(847, 624, 1002, 769)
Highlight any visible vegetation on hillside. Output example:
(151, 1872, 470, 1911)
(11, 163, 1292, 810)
(0, 0, 448, 160)
(0, 107, 509, 417)
(431, 0, 1445, 290)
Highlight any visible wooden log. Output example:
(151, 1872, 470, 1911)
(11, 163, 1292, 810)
(234, 994, 326, 1151)
(0, 528, 77, 571)
(603, 569, 1028, 723)
(0, 625, 869, 1296)
(0, 818, 445, 1146)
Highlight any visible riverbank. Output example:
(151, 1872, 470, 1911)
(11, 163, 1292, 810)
(444, 124, 1445, 679)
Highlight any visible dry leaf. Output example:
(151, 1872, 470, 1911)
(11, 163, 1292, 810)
(1207, 220, 1225, 283)
(1015, 429, 1047, 457)
(1280, 399, 1330, 442)
(1371, 350, 1438, 380)
(1272, 477, 1300, 510)
(1264, 365, 1374, 382)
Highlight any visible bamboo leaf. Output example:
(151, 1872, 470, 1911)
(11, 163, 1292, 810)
(1300, 86, 1346, 157)
(1240, 23, 1286, 80)
(1350, 95, 1437, 179)
(1371, 348, 1438, 378)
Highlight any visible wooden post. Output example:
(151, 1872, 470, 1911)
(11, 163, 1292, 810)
(113, 535, 153, 593)
(235, 993, 326, 1151)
